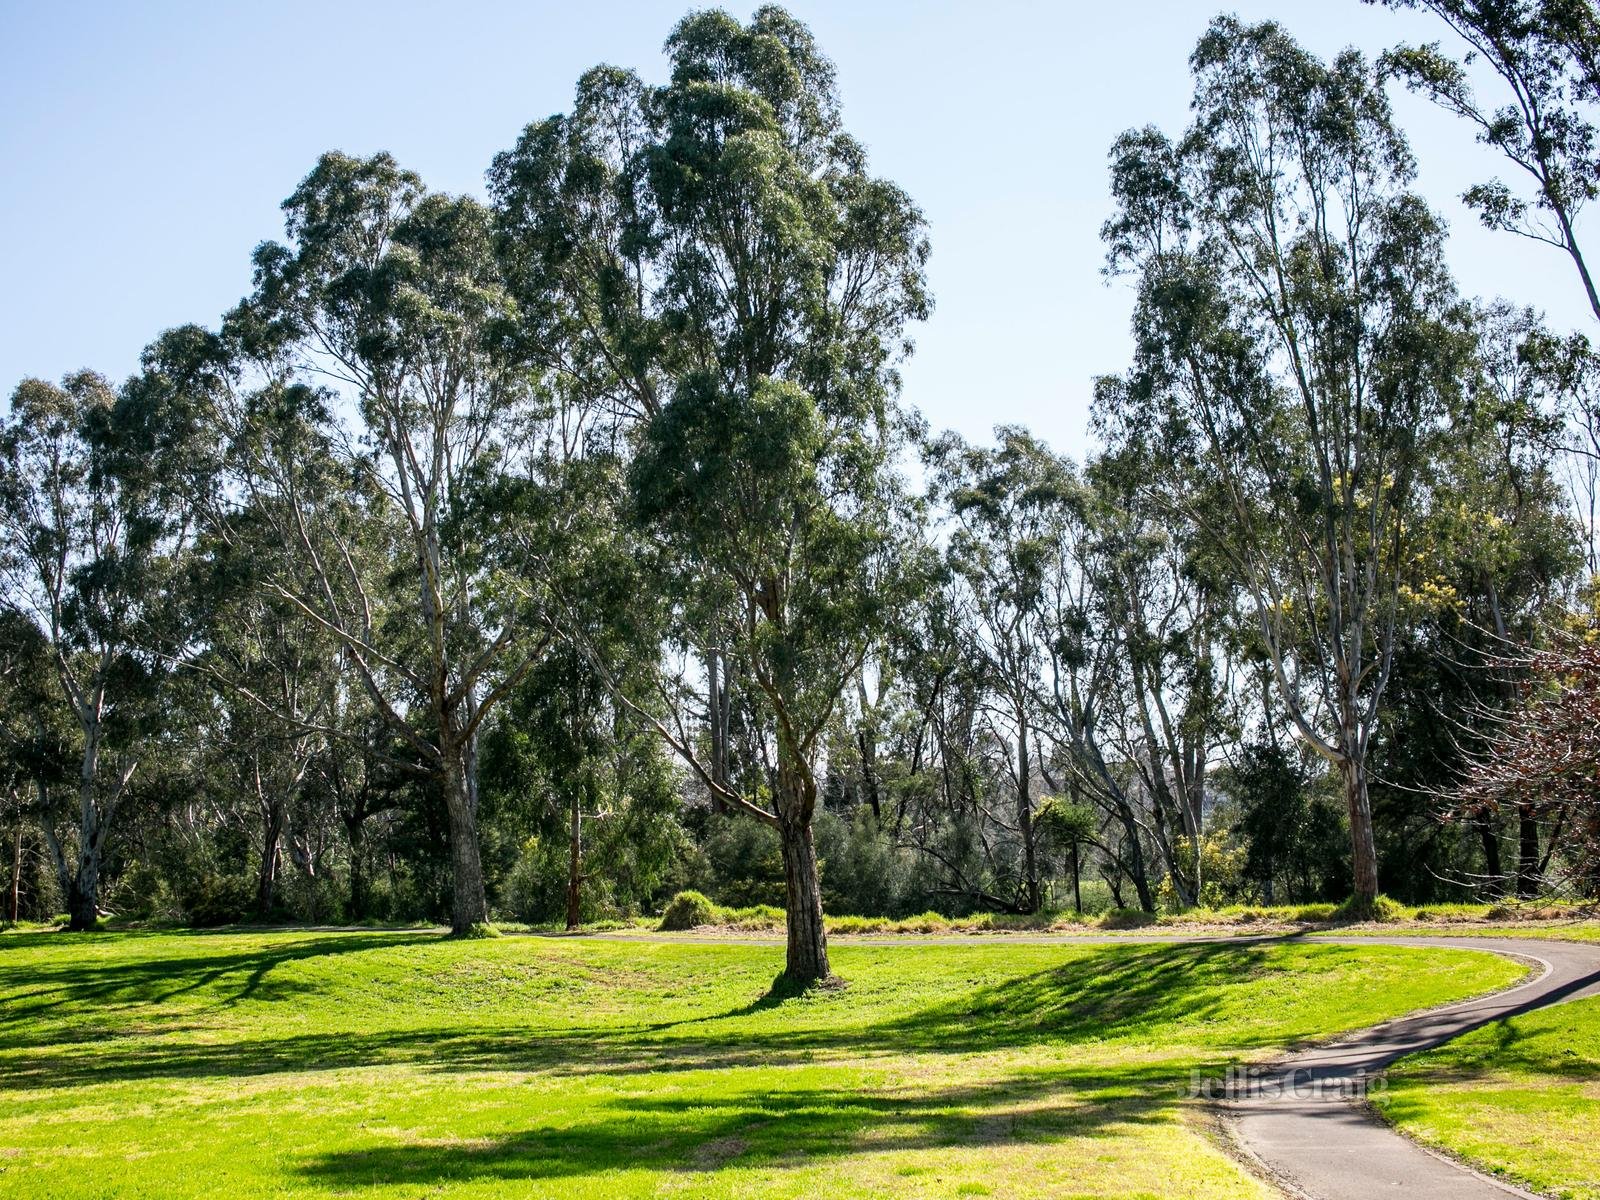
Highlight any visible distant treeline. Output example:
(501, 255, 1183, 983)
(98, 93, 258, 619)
(4, 2, 1598, 983)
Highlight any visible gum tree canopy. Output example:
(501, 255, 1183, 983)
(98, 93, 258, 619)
(1099, 17, 1473, 905)
(227, 153, 555, 935)
(491, 5, 930, 983)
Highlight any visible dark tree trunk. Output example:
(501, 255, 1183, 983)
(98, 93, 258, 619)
(856, 727, 881, 822)
(1340, 754, 1380, 904)
(1479, 819, 1504, 896)
(66, 856, 99, 932)
(565, 790, 582, 932)
(1070, 841, 1082, 915)
(778, 812, 830, 985)
(1516, 809, 1540, 898)
(1015, 714, 1040, 913)
(442, 751, 488, 935)
(346, 817, 368, 921)
(257, 802, 285, 917)
(1110, 797, 1155, 912)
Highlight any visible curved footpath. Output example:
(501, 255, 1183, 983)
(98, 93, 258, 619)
(1225, 935, 1600, 1200)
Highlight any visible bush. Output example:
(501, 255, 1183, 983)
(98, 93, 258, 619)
(1334, 892, 1404, 922)
(181, 873, 255, 928)
(659, 890, 720, 931)
(701, 817, 786, 908)
(816, 809, 918, 917)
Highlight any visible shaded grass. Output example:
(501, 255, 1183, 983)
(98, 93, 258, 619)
(1376, 994, 1600, 1199)
(0, 928, 1526, 1198)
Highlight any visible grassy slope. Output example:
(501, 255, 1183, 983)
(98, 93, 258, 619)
(1377, 995, 1600, 1200)
(0, 931, 1524, 1199)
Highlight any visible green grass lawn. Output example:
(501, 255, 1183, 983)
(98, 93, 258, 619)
(0, 930, 1525, 1199)
(1377, 994, 1600, 1200)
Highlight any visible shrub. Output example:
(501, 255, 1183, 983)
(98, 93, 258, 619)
(659, 890, 720, 931)
(701, 818, 786, 908)
(1334, 892, 1404, 922)
(181, 873, 254, 928)
(816, 809, 918, 917)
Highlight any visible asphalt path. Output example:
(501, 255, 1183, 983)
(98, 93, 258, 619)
(1224, 934, 1600, 1199)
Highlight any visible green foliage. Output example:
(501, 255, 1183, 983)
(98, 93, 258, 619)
(1335, 892, 1407, 922)
(1034, 797, 1098, 857)
(1227, 742, 1352, 904)
(1155, 833, 1250, 911)
(658, 889, 720, 931)
(699, 815, 786, 908)
(815, 809, 918, 918)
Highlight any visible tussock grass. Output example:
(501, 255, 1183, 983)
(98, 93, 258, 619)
(641, 890, 1600, 939)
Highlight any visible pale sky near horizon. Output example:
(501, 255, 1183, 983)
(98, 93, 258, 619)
(1, 1, 1593, 459)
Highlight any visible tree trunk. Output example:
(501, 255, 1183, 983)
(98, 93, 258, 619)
(67, 853, 99, 932)
(1070, 841, 1082, 915)
(8, 828, 21, 924)
(856, 727, 881, 822)
(1479, 819, 1503, 897)
(442, 751, 489, 935)
(1015, 714, 1040, 913)
(257, 801, 285, 917)
(345, 815, 368, 921)
(1340, 756, 1380, 904)
(1109, 797, 1155, 912)
(1516, 809, 1540, 899)
(565, 789, 582, 932)
(778, 812, 830, 985)
(707, 648, 726, 814)
(67, 737, 104, 932)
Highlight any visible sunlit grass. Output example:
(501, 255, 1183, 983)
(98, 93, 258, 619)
(0, 929, 1526, 1198)
(1377, 994, 1600, 1200)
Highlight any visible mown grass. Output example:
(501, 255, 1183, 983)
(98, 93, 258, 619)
(0, 928, 1527, 1198)
(1377, 995, 1600, 1200)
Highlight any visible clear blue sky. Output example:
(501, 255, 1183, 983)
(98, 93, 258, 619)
(1, 0, 1591, 457)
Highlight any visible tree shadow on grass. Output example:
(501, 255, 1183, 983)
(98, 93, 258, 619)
(291, 1060, 1195, 1191)
(4, 941, 1316, 1093)
(0, 931, 438, 1049)
(1383, 998, 1600, 1085)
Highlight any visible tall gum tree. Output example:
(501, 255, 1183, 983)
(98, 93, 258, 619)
(0, 370, 195, 930)
(1099, 18, 1473, 904)
(491, 5, 930, 983)
(226, 153, 553, 934)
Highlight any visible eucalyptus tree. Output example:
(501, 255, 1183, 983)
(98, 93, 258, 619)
(0, 611, 64, 923)
(1083, 446, 1235, 907)
(225, 153, 554, 933)
(1372, 0, 1600, 324)
(492, 6, 929, 983)
(1399, 302, 1585, 893)
(1022, 456, 1159, 914)
(926, 428, 1083, 913)
(198, 510, 341, 916)
(1100, 18, 1474, 904)
(0, 370, 197, 929)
